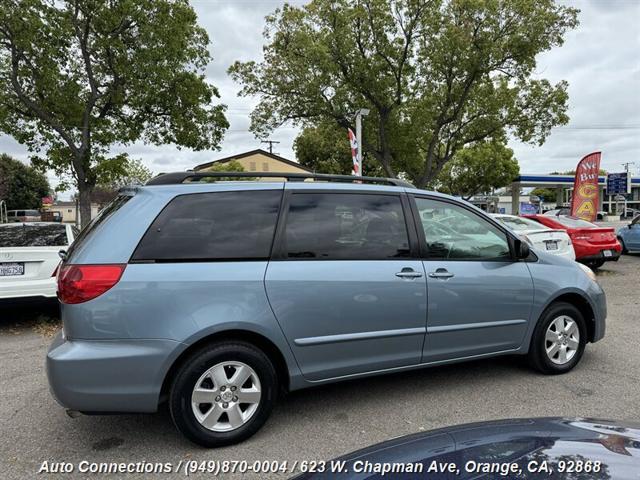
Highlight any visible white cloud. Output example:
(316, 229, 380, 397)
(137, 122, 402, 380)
(1, 0, 638, 200)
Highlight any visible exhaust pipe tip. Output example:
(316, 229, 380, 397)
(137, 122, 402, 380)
(65, 409, 82, 419)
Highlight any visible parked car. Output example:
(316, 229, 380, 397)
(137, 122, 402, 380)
(543, 206, 569, 217)
(523, 215, 621, 269)
(6, 209, 41, 222)
(295, 417, 640, 480)
(617, 215, 640, 253)
(40, 210, 63, 222)
(47, 173, 607, 448)
(491, 214, 575, 261)
(620, 207, 640, 219)
(0, 222, 77, 300)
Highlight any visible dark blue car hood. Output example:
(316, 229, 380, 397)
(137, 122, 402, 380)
(294, 417, 640, 479)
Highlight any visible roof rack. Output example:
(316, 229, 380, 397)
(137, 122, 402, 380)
(146, 171, 414, 188)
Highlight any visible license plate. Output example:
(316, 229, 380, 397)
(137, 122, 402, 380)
(0, 262, 24, 276)
(603, 250, 613, 257)
(545, 242, 558, 251)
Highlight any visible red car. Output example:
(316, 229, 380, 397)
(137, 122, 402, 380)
(523, 215, 621, 268)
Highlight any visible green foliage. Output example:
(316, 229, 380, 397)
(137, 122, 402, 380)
(229, 0, 578, 188)
(0, 153, 50, 210)
(436, 141, 519, 200)
(0, 0, 228, 226)
(294, 121, 385, 176)
(199, 160, 255, 182)
(530, 187, 558, 203)
(97, 158, 153, 190)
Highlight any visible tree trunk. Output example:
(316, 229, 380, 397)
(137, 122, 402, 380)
(77, 182, 94, 229)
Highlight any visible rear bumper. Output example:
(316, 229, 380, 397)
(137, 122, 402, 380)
(0, 278, 56, 299)
(46, 332, 183, 413)
(577, 250, 621, 263)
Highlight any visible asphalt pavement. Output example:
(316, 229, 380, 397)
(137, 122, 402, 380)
(1, 254, 639, 479)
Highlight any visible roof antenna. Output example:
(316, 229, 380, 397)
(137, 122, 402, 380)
(261, 140, 280, 155)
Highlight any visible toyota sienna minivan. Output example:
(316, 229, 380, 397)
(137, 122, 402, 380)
(47, 172, 606, 447)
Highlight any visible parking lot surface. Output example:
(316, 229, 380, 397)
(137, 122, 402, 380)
(1, 254, 639, 479)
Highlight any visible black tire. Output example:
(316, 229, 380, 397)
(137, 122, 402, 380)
(585, 259, 605, 269)
(528, 302, 587, 375)
(169, 341, 278, 448)
(618, 237, 628, 254)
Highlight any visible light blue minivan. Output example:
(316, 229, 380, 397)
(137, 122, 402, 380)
(47, 172, 606, 447)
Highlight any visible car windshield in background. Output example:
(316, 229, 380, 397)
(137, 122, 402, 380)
(498, 216, 550, 232)
(555, 216, 596, 228)
(0, 224, 67, 247)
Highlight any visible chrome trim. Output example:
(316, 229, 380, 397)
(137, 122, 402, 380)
(294, 327, 426, 346)
(427, 318, 527, 334)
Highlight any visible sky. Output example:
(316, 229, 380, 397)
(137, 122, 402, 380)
(1, 0, 638, 199)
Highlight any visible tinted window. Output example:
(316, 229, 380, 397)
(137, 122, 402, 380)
(283, 193, 410, 260)
(0, 224, 68, 247)
(415, 198, 511, 260)
(133, 190, 282, 261)
(555, 216, 596, 228)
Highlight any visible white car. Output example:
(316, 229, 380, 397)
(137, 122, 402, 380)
(0, 222, 77, 300)
(491, 214, 576, 260)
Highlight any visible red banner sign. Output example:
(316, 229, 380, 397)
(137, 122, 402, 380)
(570, 152, 601, 222)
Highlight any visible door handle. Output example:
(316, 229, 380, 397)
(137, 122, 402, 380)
(395, 267, 423, 279)
(428, 268, 455, 279)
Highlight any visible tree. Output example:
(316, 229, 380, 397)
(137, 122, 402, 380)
(0, 153, 50, 210)
(229, 0, 578, 188)
(0, 0, 228, 227)
(294, 121, 385, 176)
(97, 158, 153, 190)
(436, 141, 519, 200)
(90, 158, 153, 206)
(199, 160, 256, 182)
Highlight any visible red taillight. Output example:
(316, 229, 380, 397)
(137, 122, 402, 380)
(57, 264, 126, 304)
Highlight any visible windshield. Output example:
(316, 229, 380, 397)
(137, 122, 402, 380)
(496, 216, 550, 232)
(555, 216, 596, 228)
(0, 224, 67, 247)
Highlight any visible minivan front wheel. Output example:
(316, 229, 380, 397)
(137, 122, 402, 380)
(169, 341, 278, 447)
(528, 302, 587, 374)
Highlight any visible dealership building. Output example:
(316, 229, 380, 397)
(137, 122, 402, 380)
(472, 174, 640, 215)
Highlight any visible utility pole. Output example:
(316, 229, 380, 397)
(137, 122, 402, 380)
(621, 162, 636, 217)
(354, 108, 370, 176)
(261, 140, 280, 155)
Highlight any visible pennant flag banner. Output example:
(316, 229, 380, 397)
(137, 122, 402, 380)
(570, 151, 601, 222)
(348, 128, 360, 176)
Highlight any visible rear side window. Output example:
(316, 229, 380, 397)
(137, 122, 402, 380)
(0, 224, 68, 247)
(282, 193, 410, 260)
(132, 190, 282, 262)
(65, 195, 131, 260)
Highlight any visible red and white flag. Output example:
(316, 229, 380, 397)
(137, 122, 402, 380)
(570, 151, 601, 222)
(348, 128, 360, 176)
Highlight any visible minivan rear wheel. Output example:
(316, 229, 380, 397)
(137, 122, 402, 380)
(169, 341, 278, 447)
(528, 302, 587, 375)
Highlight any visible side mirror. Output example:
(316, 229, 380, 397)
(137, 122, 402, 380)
(514, 239, 530, 259)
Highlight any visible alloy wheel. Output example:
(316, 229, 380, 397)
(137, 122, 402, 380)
(545, 315, 580, 365)
(191, 361, 262, 432)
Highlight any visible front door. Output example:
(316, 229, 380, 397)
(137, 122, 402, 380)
(265, 191, 427, 381)
(412, 197, 534, 363)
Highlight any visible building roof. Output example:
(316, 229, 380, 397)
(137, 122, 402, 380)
(193, 148, 314, 173)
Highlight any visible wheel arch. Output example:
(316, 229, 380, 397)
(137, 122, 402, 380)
(543, 292, 597, 343)
(159, 329, 291, 405)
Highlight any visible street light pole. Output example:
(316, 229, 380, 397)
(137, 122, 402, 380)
(355, 108, 370, 176)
